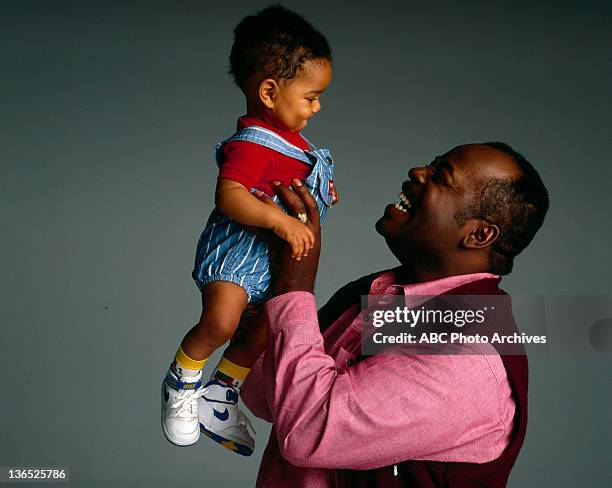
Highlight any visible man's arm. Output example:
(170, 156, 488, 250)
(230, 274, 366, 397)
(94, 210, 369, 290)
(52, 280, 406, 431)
(239, 353, 272, 422)
(261, 291, 514, 469)
(240, 273, 378, 422)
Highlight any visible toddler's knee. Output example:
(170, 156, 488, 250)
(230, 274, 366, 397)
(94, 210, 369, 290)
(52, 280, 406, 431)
(195, 313, 239, 348)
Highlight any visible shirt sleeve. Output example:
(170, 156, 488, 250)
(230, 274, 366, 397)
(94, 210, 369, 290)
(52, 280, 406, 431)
(260, 292, 516, 470)
(218, 141, 273, 190)
(240, 353, 273, 423)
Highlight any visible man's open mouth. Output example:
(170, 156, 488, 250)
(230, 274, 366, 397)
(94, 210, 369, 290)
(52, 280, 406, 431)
(393, 191, 412, 213)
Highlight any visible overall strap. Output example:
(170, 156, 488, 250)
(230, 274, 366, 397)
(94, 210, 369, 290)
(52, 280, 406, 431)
(217, 125, 314, 165)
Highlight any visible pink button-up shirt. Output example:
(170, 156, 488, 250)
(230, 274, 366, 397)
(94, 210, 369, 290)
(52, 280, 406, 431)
(241, 271, 516, 487)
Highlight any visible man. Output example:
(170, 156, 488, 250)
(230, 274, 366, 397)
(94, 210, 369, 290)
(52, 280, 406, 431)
(238, 142, 549, 487)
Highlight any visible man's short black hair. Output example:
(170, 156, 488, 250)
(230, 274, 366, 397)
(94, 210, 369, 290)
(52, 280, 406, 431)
(454, 142, 550, 275)
(229, 5, 332, 91)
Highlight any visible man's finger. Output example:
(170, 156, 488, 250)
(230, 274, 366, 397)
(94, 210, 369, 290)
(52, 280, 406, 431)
(270, 181, 309, 219)
(290, 179, 320, 225)
(253, 189, 277, 207)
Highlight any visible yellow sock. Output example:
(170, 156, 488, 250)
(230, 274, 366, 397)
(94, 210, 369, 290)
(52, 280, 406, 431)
(212, 356, 250, 388)
(173, 345, 208, 376)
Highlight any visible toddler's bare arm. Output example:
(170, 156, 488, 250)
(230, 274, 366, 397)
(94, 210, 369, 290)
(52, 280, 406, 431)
(216, 178, 314, 259)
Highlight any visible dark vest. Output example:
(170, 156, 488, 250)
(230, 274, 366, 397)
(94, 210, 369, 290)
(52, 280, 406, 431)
(317, 272, 528, 488)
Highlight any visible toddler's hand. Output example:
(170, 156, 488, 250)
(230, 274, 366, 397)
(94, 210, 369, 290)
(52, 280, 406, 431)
(271, 214, 315, 260)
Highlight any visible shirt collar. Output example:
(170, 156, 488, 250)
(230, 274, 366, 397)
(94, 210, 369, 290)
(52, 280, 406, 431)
(369, 267, 500, 296)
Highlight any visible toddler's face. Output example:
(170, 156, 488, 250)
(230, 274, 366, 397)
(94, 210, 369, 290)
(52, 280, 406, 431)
(270, 60, 332, 132)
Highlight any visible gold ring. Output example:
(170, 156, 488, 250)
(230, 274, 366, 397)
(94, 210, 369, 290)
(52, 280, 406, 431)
(297, 212, 309, 224)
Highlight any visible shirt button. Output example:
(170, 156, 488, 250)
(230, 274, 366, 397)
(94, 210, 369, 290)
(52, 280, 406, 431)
(346, 359, 354, 366)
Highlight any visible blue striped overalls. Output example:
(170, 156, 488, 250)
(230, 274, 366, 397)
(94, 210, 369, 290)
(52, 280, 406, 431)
(192, 126, 335, 303)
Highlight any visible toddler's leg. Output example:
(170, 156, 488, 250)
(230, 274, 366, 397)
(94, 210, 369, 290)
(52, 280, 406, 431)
(180, 281, 248, 362)
(194, 307, 266, 456)
(161, 282, 246, 448)
(196, 296, 266, 456)
(211, 305, 268, 387)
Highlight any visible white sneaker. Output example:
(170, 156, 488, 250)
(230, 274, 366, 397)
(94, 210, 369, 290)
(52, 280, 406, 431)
(198, 380, 255, 456)
(161, 370, 206, 446)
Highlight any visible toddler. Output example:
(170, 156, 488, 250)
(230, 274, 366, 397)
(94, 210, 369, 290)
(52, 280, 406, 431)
(161, 5, 338, 456)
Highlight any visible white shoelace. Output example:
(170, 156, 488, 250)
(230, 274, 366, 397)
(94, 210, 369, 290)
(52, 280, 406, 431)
(170, 386, 208, 418)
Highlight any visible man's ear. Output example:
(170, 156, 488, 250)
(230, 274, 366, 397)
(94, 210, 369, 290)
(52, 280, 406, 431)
(259, 79, 278, 109)
(461, 219, 500, 249)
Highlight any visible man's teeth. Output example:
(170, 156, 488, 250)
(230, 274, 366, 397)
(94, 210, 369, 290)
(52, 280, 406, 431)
(398, 192, 411, 207)
(393, 201, 407, 213)
(393, 192, 411, 212)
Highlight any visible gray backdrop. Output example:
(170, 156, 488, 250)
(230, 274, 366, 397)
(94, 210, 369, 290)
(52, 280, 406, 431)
(2, 0, 610, 486)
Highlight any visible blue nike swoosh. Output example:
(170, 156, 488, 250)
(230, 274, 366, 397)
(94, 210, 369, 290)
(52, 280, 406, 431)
(213, 408, 229, 421)
(164, 388, 169, 402)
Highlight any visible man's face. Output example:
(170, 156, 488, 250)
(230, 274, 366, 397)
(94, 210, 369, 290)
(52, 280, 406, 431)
(375, 144, 520, 265)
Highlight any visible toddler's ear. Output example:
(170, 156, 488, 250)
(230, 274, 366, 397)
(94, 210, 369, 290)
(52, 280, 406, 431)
(259, 79, 278, 109)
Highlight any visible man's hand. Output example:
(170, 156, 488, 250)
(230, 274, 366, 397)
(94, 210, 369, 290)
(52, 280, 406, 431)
(253, 179, 321, 296)
(329, 180, 340, 205)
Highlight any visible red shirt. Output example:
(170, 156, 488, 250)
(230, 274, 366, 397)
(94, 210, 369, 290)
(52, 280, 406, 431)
(217, 115, 312, 195)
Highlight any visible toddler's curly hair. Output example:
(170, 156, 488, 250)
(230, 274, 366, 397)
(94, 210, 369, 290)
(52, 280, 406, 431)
(229, 5, 332, 91)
